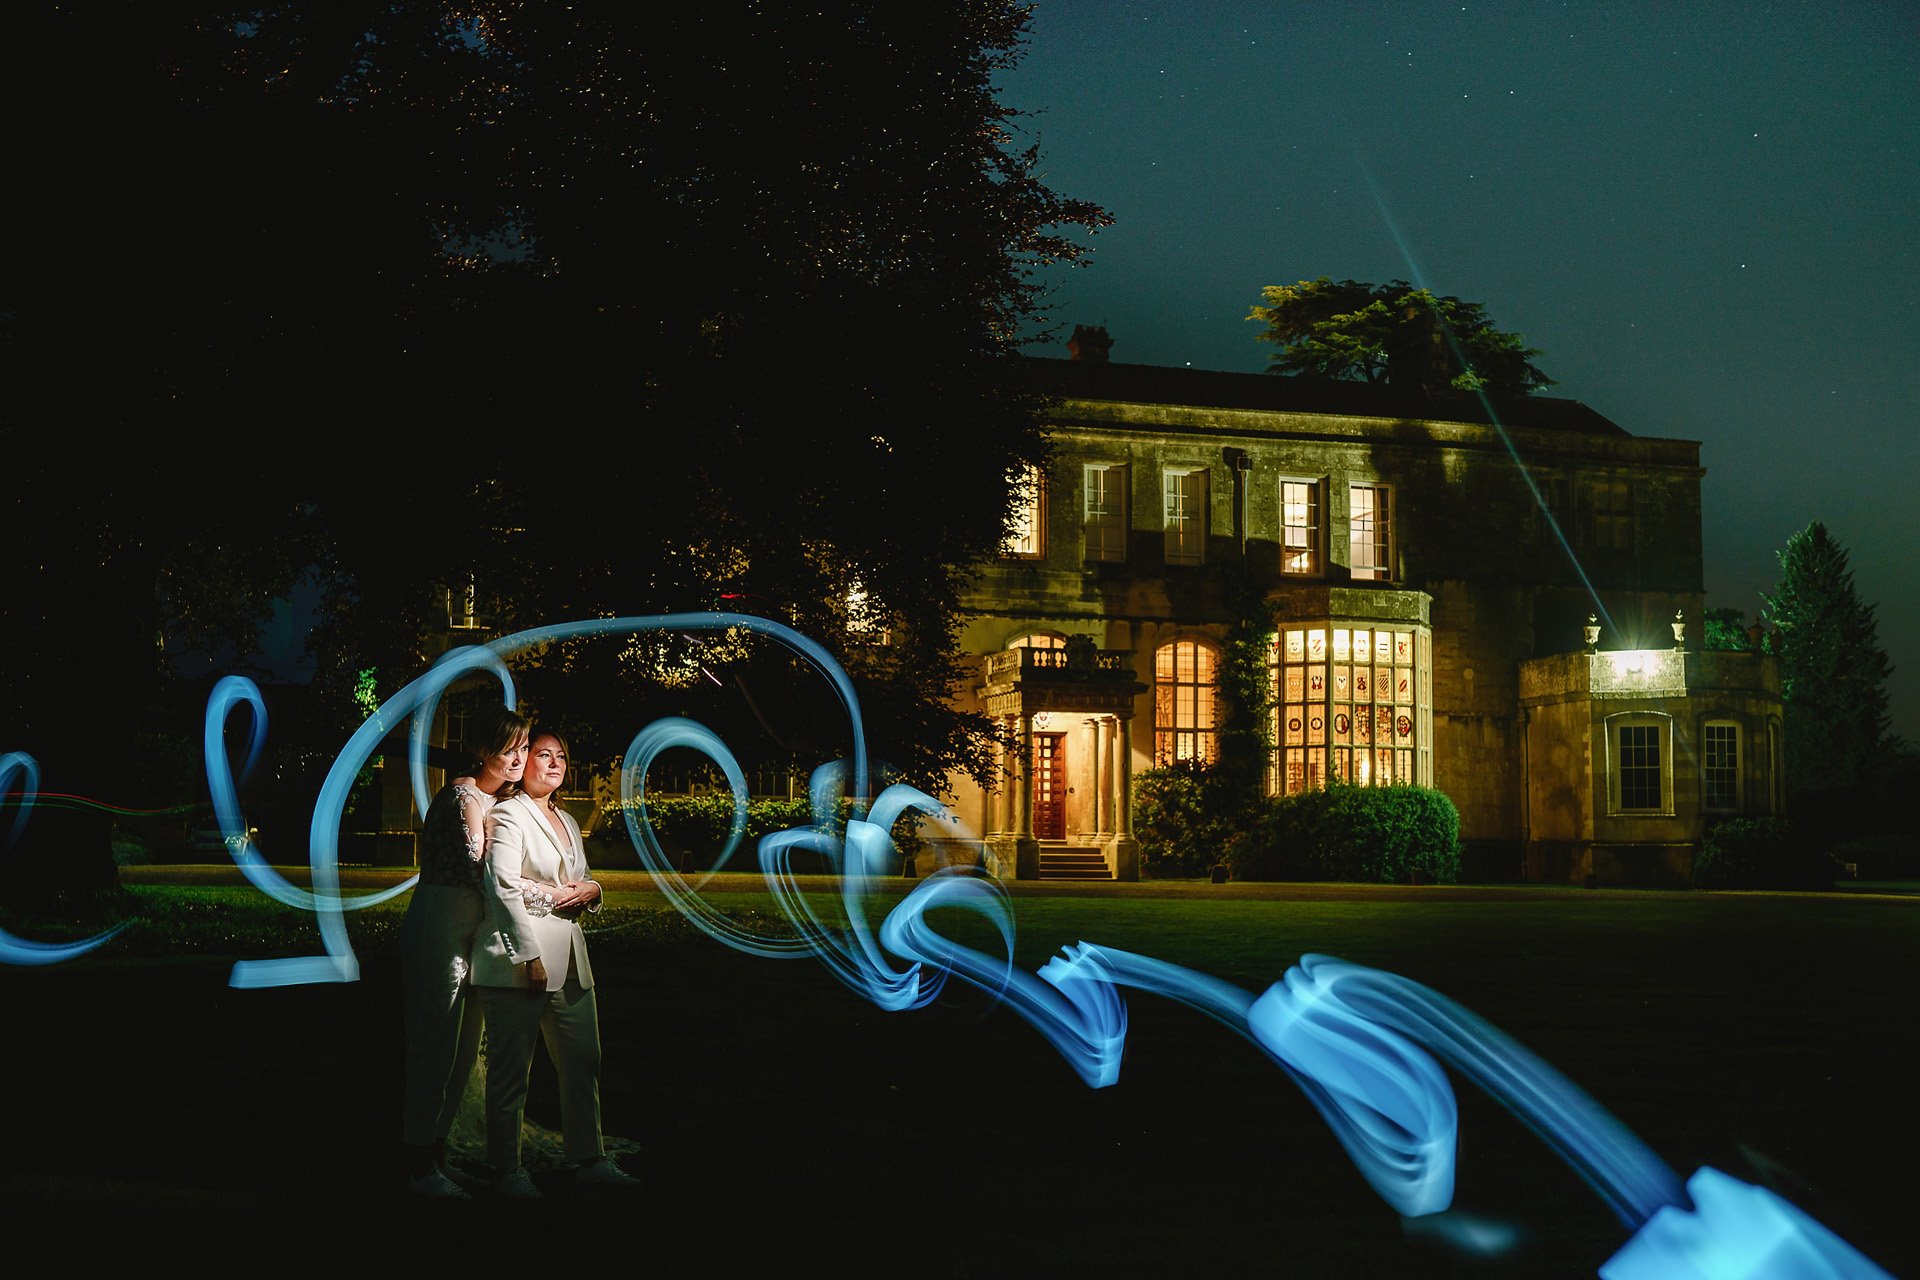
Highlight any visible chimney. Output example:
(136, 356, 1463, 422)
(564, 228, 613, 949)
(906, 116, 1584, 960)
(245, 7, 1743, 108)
(1067, 324, 1113, 363)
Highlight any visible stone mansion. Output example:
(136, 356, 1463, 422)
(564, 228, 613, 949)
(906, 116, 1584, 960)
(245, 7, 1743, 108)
(925, 334, 1782, 886)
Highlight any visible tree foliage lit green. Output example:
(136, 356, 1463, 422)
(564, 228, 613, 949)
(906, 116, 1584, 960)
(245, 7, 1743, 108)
(1248, 278, 1552, 396)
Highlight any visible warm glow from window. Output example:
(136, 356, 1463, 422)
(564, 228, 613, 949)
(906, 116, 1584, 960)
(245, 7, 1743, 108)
(1280, 479, 1319, 574)
(1004, 464, 1045, 558)
(1154, 640, 1218, 765)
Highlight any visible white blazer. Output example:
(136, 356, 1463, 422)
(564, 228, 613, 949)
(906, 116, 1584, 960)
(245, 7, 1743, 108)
(471, 792, 600, 992)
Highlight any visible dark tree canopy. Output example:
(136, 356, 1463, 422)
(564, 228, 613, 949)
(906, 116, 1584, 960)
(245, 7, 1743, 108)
(7, 3, 1109, 862)
(1761, 521, 1894, 826)
(1248, 278, 1553, 396)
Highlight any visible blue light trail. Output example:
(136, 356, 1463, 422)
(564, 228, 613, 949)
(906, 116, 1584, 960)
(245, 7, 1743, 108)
(0, 750, 127, 966)
(0, 613, 1894, 1275)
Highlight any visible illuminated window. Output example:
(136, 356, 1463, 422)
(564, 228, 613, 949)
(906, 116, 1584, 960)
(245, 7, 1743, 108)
(1007, 632, 1066, 650)
(1280, 479, 1321, 575)
(1270, 624, 1429, 795)
(1349, 484, 1392, 581)
(1590, 478, 1633, 551)
(1004, 464, 1045, 558)
(1703, 721, 1740, 810)
(1084, 464, 1128, 562)
(1163, 468, 1207, 565)
(1607, 713, 1673, 814)
(1154, 640, 1218, 765)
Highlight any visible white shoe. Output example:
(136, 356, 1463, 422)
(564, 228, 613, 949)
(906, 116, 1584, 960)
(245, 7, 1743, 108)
(573, 1156, 641, 1189)
(407, 1169, 473, 1200)
(491, 1166, 544, 1200)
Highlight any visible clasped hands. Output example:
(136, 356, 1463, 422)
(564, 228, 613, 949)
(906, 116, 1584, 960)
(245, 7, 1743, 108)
(548, 878, 600, 916)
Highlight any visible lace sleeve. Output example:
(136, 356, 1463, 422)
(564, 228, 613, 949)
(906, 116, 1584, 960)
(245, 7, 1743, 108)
(450, 783, 492, 862)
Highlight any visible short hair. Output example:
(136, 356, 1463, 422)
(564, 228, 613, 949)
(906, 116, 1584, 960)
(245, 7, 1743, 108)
(528, 728, 570, 799)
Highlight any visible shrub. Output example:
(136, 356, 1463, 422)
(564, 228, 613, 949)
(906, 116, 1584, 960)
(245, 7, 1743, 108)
(1225, 784, 1461, 884)
(1132, 761, 1249, 878)
(597, 794, 926, 872)
(1693, 817, 1838, 890)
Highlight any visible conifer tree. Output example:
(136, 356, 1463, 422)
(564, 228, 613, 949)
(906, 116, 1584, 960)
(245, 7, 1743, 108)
(1761, 521, 1894, 826)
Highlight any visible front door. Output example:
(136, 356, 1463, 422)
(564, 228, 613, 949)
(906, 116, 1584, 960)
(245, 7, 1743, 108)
(1033, 732, 1067, 840)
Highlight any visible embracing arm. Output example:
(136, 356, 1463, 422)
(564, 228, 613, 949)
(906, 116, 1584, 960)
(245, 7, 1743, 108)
(450, 777, 489, 863)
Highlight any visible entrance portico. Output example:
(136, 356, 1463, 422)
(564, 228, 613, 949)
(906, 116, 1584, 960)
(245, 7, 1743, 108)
(978, 636, 1146, 880)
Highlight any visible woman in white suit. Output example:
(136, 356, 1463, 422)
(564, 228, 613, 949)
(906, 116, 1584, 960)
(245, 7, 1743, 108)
(471, 728, 637, 1197)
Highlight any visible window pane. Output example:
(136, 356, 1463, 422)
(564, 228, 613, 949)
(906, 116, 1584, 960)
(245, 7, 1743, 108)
(1281, 479, 1319, 573)
(1164, 469, 1206, 564)
(1154, 640, 1218, 764)
(1350, 483, 1392, 580)
(1084, 464, 1128, 562)
(1704, 723, 1739, 809)
(1619, 725, 1662, 809)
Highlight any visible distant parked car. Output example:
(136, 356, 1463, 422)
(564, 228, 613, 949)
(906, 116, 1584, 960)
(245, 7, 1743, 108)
(187, 822, 257, 858)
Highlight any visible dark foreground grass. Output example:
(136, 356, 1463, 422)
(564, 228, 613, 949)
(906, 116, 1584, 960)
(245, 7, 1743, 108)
(2, 875, 1913, 1278)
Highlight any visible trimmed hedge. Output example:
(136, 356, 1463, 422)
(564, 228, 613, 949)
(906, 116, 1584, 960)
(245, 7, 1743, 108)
(596, 794, 926, 871)
(1693, 817, 1839, 890)
(1225, 784, 1461, 884)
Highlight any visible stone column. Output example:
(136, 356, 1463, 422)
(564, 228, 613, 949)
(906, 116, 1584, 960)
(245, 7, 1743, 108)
(1015, 712, 1034, 839)
(1013, 711, 1040, 879)
(1092, 717, 1109, 837)
(991, 721, 1010, 838)
(1108, 713, 1139, 880)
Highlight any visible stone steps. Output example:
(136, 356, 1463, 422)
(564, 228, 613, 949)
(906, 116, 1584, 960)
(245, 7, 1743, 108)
(1039, 845, 1112, 881)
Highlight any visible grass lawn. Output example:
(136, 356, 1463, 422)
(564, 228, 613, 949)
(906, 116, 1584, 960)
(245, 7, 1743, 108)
(2, 870, 1913, 1278)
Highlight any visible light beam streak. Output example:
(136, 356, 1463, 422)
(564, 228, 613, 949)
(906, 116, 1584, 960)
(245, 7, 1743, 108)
(1355, 157, 1618, 637)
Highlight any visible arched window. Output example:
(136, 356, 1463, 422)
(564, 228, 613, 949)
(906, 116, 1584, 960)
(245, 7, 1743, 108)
(1154, 640, 1218, 765)
(1006, 632, 1067, 650)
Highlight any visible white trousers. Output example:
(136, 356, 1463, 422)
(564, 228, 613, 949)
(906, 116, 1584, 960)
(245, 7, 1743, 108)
(399, 883, 487, 1147)
(480, 977, 604, 1171)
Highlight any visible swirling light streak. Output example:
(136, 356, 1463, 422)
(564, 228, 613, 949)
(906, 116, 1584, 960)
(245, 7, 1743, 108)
(2, 610, 1896, 1274)
(0, 750, 35, 853)
(0, 750, 127, 966)
(1600, 1165, 1891, 1279)
(204, 676, 414, 917)
(217, 613, 860, 988)
(226, 641, 519, 987)
(619, 715, 811, 960)
(879, 869, 1126, 1087)
(1277, 954, 1685, 1228)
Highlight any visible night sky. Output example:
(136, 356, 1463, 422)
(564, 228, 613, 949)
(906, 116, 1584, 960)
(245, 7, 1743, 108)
(995, 0, 1919, 742)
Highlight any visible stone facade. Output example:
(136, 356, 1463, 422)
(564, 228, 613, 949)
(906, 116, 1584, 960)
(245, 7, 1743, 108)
(920, 355, 1781, 884)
